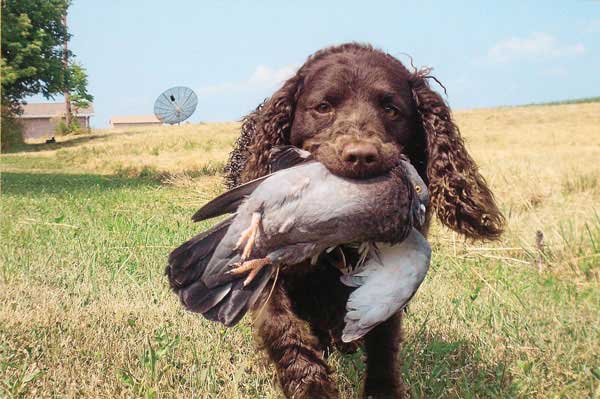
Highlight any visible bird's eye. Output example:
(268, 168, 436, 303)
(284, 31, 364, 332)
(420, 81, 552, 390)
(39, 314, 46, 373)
(315, 102, 332, 114)
(383, 103, 400, 119)
(415, 185, 422, 193)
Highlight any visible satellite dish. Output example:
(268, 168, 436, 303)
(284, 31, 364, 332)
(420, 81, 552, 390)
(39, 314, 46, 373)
(154, 86, 198, 124)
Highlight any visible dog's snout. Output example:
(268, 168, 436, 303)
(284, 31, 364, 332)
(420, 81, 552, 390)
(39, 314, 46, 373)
(341, 142, 380, 167)
(314, 134, 399, 179)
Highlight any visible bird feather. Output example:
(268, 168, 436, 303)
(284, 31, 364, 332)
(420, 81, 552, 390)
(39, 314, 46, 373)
(341, 229, 431, 342)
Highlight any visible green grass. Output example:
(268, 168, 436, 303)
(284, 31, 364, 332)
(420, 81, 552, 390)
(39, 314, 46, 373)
(1, 110, 599, 397)
(522, 96, 600, 107)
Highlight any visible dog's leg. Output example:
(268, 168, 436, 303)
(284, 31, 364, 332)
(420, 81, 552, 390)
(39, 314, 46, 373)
(253, 282, 339, 399)
(362, 312, 406, 399)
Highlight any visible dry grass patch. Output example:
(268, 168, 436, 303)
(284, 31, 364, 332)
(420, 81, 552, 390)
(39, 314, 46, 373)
(432, 102, 600, 279)
(2, 122, 240, 178)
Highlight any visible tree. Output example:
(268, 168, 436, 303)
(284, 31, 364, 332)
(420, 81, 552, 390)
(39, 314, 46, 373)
(1, 0, 94, 144)
(68, 61, 93, 113)
(1, 0, 71, 110)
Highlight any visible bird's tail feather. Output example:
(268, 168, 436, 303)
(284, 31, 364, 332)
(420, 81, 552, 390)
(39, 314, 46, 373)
(210, 265, 274, 326)
(166, 217, 232, 290)
(179, 265, 274, 327)
(180, 280, 232, 313)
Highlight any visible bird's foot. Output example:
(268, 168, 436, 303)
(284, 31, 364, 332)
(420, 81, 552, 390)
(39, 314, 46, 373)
(227, 257, 271, 286)
(234, 212, 261, 260)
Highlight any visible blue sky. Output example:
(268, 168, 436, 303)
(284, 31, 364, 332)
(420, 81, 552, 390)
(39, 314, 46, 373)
(37, 1, 600, 127)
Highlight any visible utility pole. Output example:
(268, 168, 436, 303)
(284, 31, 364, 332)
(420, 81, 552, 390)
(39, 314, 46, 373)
(62, 13, 71, 127)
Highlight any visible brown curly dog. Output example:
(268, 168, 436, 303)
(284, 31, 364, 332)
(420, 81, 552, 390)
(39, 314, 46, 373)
(224, 42, 504, 398)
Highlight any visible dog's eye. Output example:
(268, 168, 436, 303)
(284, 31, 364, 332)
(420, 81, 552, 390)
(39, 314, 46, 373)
(383, 104, 400, 119)
(315, 102, 333, 114)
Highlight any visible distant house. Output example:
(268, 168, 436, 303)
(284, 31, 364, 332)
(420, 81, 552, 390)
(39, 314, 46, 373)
(18, 103, 94, 139)
(109, 115, 162, 129)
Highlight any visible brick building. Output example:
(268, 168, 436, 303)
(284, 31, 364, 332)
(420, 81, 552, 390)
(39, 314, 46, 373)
(17, 103, 94, 139)
(109, 115, 162, 129)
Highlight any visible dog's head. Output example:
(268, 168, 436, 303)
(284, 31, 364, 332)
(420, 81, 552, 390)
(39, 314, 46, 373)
(226, 43, 504, 240)
(288, 47, 423, 180)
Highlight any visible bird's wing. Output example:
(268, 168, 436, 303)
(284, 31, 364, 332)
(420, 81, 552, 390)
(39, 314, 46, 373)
(192, 177, 268, 222)
(192, 146, 313, 222)
(269, 145, 313, 172)
(166, 217, 232, 289)
(341, 229, 431, 342)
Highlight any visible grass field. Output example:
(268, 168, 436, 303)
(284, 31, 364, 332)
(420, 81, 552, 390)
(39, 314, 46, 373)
(1, 102, 599, 398)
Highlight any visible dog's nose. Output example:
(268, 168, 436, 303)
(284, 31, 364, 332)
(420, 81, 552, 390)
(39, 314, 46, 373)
(341, 142, 380, 168)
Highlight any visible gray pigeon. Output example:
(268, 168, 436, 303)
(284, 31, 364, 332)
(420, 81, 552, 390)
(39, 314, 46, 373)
(340, 228, 431, 342)
(167, 147, 427, 326)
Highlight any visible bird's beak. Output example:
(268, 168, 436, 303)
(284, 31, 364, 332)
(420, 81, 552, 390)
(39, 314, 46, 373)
(418, 204, 427, 226)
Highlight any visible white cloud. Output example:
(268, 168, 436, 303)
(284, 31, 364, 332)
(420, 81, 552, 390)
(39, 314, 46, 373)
(487, 32, 585, 63)
(248, 65, 297, 86)
(197, 64, 297, 96)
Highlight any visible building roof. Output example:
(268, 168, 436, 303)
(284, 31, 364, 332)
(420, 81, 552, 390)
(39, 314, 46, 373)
(110, 115, 162, 124)
(19, 102, 94, 119)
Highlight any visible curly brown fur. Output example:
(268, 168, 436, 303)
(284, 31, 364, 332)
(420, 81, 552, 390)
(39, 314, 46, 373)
(224, 42, 504, 398)
(253, 277, 339, 399)
(225, 75, 302, 188)
(410, 71, 505, 239)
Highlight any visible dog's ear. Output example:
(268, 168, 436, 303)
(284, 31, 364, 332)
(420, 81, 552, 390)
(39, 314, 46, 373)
(411, 73, 504, 240)
(225, 75, 302, 188)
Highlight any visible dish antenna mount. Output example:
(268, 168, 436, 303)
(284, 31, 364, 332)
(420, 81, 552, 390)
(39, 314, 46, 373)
(154, 86, 198, 124)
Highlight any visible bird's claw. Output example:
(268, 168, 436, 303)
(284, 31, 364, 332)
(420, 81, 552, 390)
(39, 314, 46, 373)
(234, 212, 261, 260)
(227, 257, 271, 286)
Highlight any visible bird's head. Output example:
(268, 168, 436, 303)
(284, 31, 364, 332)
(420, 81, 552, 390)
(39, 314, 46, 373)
(397, 157, 429, 228)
